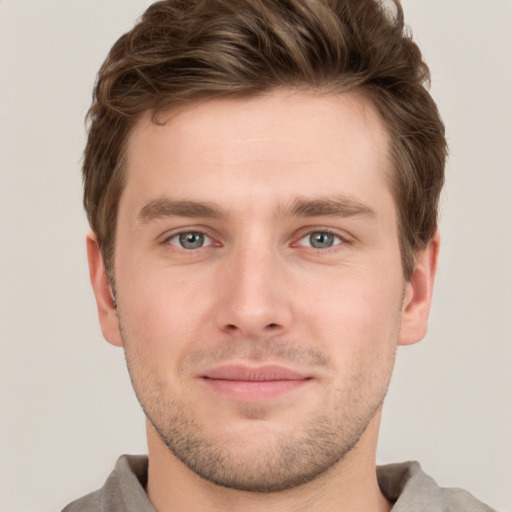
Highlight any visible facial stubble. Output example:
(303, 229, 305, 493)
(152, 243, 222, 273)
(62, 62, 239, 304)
(118, 315, 398, 493)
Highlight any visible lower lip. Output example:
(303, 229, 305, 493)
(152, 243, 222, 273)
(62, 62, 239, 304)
(201, 378, 310, 401)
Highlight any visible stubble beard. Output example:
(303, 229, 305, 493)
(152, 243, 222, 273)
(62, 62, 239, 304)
(120, 322, 396, 493)
(145, 399, 385, 493)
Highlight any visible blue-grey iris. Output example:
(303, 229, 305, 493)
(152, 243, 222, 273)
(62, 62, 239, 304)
(309, 232, 335, 249)
(179, 232, 204, 249)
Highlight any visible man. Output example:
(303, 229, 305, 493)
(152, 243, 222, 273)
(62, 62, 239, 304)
(63, 0, 495, 510)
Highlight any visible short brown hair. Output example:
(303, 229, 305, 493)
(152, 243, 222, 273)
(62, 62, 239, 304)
(83, 0, 447, 280)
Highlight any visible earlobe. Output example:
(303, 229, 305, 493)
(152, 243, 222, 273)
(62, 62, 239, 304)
(86, 231, 123, 347)
(398, 232, 440, 346)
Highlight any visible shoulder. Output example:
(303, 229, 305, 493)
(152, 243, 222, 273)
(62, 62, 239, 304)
(61, 490, 101, 512)
(377, 461, 497, 512)
(60, 454, 151, 512)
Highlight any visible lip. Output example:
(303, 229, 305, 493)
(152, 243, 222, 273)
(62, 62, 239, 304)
(200, 364, 311, 401)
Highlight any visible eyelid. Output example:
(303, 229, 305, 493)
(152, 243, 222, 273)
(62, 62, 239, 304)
(158, 225, 352, 249)
(160, 227, 219, 247)
(170, 233, 213, 248)
(293, 227, 352, 250)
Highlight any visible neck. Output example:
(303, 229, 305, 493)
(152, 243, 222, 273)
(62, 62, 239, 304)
(145, 414, 392, 512)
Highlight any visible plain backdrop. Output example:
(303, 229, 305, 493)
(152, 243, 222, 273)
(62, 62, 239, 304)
(1, 1, 511, 511)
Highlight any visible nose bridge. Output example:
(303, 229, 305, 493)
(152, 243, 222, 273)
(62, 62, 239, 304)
(216, 232, 291, 336)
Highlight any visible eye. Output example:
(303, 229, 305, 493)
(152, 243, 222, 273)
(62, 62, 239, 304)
(167, 231, 213, 250)
(298, 231, 343, 249)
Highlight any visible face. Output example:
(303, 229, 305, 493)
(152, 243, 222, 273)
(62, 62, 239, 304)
(89, 90, 437, 492)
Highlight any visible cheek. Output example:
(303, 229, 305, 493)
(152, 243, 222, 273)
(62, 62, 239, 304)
(115, 266, 215, 368)
(306, 274, 401, 404)
(298, 265, 404, 356)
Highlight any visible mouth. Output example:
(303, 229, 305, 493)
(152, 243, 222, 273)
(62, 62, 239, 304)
(199, 364, 312, 401)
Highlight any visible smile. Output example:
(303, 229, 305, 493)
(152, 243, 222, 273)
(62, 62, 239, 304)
(200, 364, 312, 401)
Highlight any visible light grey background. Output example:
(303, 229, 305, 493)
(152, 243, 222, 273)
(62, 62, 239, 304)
(1, 1, 511, 511)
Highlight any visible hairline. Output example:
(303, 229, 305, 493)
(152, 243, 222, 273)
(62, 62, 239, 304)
(100, 85, 418, 283)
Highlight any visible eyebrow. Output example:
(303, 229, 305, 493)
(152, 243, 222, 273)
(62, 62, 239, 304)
(137, 195, 376, 224)
(137, 198, 227, 223)
(283, 196, 376, 219)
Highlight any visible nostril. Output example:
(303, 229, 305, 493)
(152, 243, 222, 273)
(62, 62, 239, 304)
(221, 323, 283, 337)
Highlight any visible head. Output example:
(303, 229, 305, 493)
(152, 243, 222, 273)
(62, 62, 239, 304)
(85, 0, 446, 495)
(83, 0, 446, 282)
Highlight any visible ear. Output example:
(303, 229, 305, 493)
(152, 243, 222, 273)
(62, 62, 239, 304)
(398, 232, 440, 346)
(86, 231, 123, 347)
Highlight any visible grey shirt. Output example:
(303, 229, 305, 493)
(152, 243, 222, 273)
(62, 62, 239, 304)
(62, 455, 496, 511)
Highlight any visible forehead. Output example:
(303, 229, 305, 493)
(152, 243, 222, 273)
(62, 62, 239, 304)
(123, 90, 392, 213)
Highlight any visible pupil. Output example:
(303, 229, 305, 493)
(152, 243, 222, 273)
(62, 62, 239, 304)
(311, 232, 333, 248)
(179, 232, 204, 249)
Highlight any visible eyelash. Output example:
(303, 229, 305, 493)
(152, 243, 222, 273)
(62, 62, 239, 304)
(295, 229, 347, 251)
(163, 230, 217, 250)
(162, 227, 350, 252)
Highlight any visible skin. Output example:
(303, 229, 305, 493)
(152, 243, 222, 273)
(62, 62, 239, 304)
(88, 90, 439, 512)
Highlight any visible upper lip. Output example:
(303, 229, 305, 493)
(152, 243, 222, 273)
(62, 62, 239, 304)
(201, 365, 309, 381)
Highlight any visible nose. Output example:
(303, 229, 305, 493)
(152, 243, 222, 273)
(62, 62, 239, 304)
(215, 244, 293, 339)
